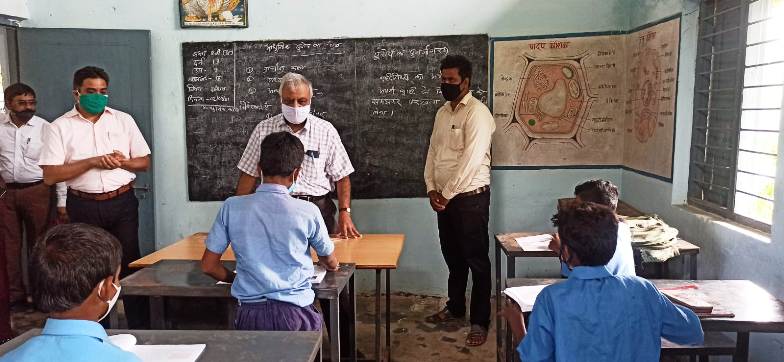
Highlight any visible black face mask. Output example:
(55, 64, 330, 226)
(13, 110, 35, 123)
(440, 82, 462, 101)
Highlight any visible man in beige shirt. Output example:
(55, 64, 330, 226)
(424, 55, 495, 347)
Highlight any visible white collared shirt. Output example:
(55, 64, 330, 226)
(237, 113, 354, 197)
(424, 92, 495, 200)
(39, 106, 151, 193)
(0, 112, 67, 206)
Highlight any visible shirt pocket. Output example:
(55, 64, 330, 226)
(22, 138, 43, 161)
(108, 130, 130, 156)
(447, 128, 464, 152)
(301, 151, 326, 183)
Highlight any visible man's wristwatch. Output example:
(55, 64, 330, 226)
(339, 207, 351, 213)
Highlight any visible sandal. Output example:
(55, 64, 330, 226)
(466, 325, 488, 347)
(425, 307, 463, 324)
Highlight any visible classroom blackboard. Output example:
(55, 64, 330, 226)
(183, 34, 489, 201)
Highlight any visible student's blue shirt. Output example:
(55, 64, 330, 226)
(561, 222, 636, 277)
(518, 266, 704, 362)
(205, 183, 334, 307)
(0, 319, 140, 362)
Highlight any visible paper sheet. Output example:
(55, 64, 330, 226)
(108, 334, 206, 362)
(502, 285, 548, 310)
(514, 234, 553, 251)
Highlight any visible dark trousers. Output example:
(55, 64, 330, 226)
(306, 196, 353, 351)
(437, 190, 491, 328)
(0, 213, 12, 339)
(0, 183, 53, 303)
(66, 190, 149, 329)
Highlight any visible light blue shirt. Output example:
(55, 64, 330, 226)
(561, 222, 636, 277)
(518, 266, 704, 362)
(0, 319, 140, 362)
(205, 183, 335, 307)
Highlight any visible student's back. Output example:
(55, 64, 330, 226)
(520, 266, 703, 362)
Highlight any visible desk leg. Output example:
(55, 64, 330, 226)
(690, 254, 698, 280)
(385, 269, 391, 362)
(505, 256, 515, 362)
(330, 298, 340, 362)
(149, 296, 165, 330)
(375, 269, 381, 362)
(349, 273, 357, 362)
(495, 243, 502, 362)
(734, 332, 750, 362)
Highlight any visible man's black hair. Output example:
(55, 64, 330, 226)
(440, 55, 473, 85)
(574, 179, 619, 211)
(4, 83, 36, 103)
(30, 223, 122, 313)
(73, 66, 110, 89)
(258, 131, 304, 177)
(551, 202, 618, 266)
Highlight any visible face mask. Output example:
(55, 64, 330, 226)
(12, 110, 35, 123)
(97, 280, 121, 322)
(281, 103, 310, 124)
(559, 243, 574, 271)
(288, 178, 298, 194)
(440, 82, 462, 101)
(78, 92, 109, 115)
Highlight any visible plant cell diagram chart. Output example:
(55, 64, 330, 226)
(491, 17, 680, 179)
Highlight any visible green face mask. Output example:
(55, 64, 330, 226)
(78, 93, 109, 115)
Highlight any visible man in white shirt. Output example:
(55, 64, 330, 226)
(0, 83, 66, 305)
(423, 55, 495, 347)
(39, 66, 151, 328)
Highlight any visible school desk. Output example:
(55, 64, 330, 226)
(114, 260, 354, 362)
(503, 279, 784, 362)
(0, 329, 322, 362)
(128, 233, 405, 362)
(493, 200, 701, 362)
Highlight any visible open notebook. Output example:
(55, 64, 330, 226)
(108, 334, 206, 362)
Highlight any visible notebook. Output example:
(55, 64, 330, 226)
(502, 285, 548, 310)
(108, 334, 206, 362)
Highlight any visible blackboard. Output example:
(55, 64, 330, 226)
(183, 34, 489, 201)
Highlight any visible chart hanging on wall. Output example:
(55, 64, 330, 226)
(491, 16, 680, 179)
(180, 0, 248, 28)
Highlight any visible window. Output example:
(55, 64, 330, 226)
(689, 0, 784, 231)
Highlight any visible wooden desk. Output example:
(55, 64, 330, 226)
(129, 233, 404, 362)
(494, 200, 701, 362)
(0, 329, 322, 362)
(504, 279, 784, 362)
(115, 260, 354, 362)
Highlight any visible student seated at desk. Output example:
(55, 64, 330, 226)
(201, 131, 339, 332)
(504, 202, 703, 362)
(0, 224, 139, 362)
(551, 179, 636, 277)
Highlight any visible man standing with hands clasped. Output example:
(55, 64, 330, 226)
(39, 66, 152, 328)
(424, 55, 495, 347)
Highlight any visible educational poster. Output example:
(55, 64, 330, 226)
(491, 17, 680, 179)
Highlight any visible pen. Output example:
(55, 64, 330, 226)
(26, 138, 30, 144)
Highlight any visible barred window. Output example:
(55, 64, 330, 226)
(689, 0, 783, 231)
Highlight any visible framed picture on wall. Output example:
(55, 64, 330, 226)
(179, 0, 248, 28)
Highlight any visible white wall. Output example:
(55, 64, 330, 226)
(0, 0, 28, 19)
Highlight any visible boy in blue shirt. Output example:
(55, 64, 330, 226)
(201, 131, 338, 331)
(0, 223, 139, 362)
(505, 202, 703, 362)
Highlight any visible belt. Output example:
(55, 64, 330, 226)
(453, 185, 490, 199)
(293, 194, 329, 202)
(6, 181, 44, 189)
(69, 182, 134, 201)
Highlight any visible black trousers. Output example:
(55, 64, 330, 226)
(437, 190, 491, 328)
(67, 191, 149, 329)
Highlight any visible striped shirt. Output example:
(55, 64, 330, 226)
(237, 114, 354, 197)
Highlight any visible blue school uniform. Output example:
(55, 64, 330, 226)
(0, 319, 140, 362)
(205, 183, 334, 307)
(518, 266, 704, 362)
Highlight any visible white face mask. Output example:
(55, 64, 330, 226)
(281, 103, 310, 124)
(97, 280, 121, 322)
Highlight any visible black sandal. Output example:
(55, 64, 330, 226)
(425, 307, 463, 324)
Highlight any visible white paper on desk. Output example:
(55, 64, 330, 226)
(514, 234, 553, 251)
(108, 334, 206, 362)
(311, 264, 327, 284)
(502, 285, 548, 310)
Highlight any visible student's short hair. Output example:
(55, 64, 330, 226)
(73, 66, 110, 89)
(440, 55, 473, 84)
(258, 132, 304, 177)
(4, 83, 36, 103)
(552, 202, 618, 266)
(31, 223, 122, 313)
(574, 179, 619, 211)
